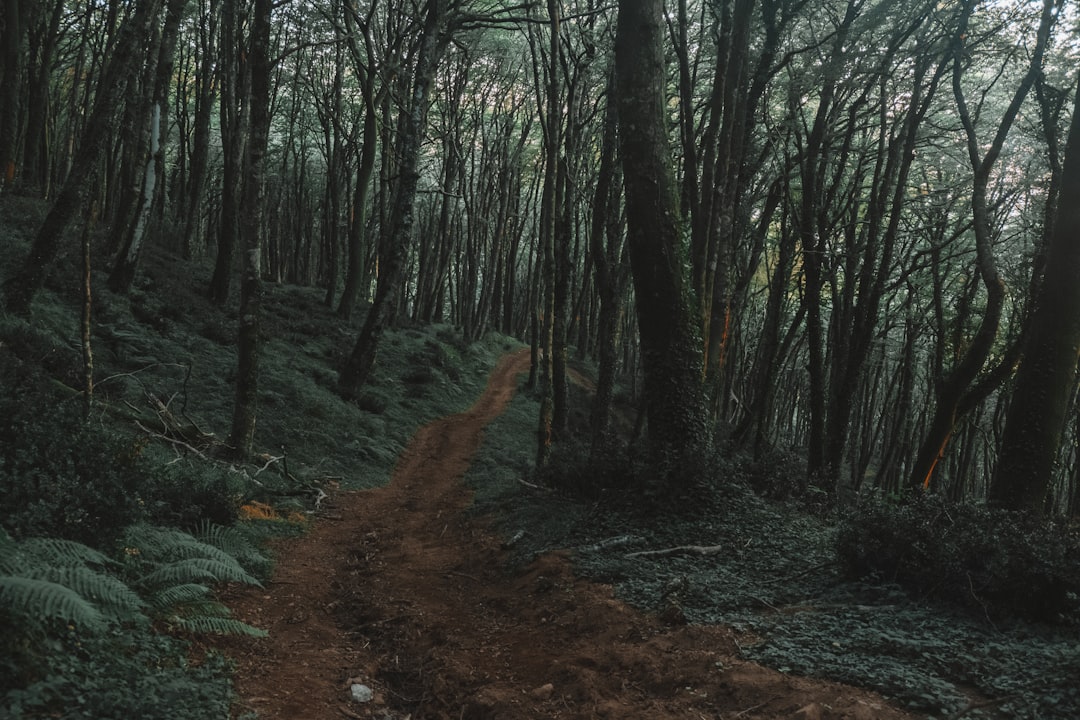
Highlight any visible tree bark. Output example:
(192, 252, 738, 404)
(228, 0, 272, 458)
(209, 0, 247, 306)
(338, 0, 450, 397)
(615, 0, 709, 489)
(589, 67, 627, 458)
(337, 9, 379, 320)
(2, 0, 164, 315)
(990, 71, 1080, 514)
(909, 0, 1056, 491)
(0, 0, 24, 191)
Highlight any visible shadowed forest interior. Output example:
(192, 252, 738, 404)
(1, 0, 1079, 718)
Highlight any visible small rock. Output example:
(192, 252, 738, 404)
(529, 683, 555, 701)
(351, 684, 374, 703)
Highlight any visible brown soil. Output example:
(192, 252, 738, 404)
(217, 349, 919, 720)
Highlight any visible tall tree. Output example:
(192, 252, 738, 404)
(908, 0, 1057, 491)
(990, 70, 1080, 514)
(615, 0, 709, 488)
(2, 0, 165, 315)
(228, 0, 273, 457)
(208, 0, 248, 305)
(108, 0, 190, 293)
(0, 0, 28, 191)
(337, 0, 380, 320)
(534, 0, 561, 466)
(338, 0, 451, 396)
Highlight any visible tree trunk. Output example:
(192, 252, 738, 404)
(180, 0, 219, 258)
(990, 71, 1080, 514)
(228, 0, 272, 458)
(615, 0, 709, 489)
(0, 0, 23, 191)
(337, 17, 378, 320)
(209, 0, 247, 306)
(338, 0, 450, 397)
(21, 0, 62, 197)
(2, 0, 164, 315)
(589, 68, 627, 458)
(534, 0, 561, 467)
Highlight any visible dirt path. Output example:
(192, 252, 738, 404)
(219, 349, 919, 719)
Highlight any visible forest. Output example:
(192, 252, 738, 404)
(1, 0, 1079, 718)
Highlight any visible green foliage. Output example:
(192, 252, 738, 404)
(0, 366, 244, 546)
(120, 523, 268, 638)
(141, 456, 240, 530)
(836, 493, 1080, 622)
(0, 524, 266, 717)
(0, 531, 144, 639)
(2, 630, 235, 720)
(0, 377, 148, 546)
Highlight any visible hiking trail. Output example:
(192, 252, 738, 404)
(217, 349, 916, 720)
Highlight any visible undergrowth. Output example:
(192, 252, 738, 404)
(464, 366, 1080, 720)
(836, 493, 1080, 623)
(1, 197, 514, 719)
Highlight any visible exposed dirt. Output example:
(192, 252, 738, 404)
(217, 349, 920, 719)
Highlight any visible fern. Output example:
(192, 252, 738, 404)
(137, 556, 260, 589)
(124, 524, 263, 587)
(17, 538, 113, 569)
(22, 566, 145, 619)
(0, 575, 107, 630)
(174, 614, 268, 638)
(195, 520, 271, 577)
(151, 587, 267, 638)
(148, 582, 211, 611)
(0, 534, 130, 633)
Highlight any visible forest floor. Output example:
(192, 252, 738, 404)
(2, 194, 1075, 720)
(213, 349, 918, 720)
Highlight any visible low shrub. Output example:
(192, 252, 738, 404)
(836, 494, 1080, 623)
(0, 372, 241, 546)
(0, 382, 148, 547)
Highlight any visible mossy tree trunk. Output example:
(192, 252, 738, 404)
(615, 0, 709, 489)
(228, 0, 272, 458)
(108, 0, 188, 294)
(588, 67, 628, 458)
(337, 6, 379, 321)
(208, 0, 247, 306)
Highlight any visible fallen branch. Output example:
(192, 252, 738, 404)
(577, 535, 644, 553)
(625, 544, 725, 560)
(135, 419, 210, 460)
(517, 477, 548, 491)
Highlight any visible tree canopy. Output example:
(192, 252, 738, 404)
(1, 0, 1079, 515)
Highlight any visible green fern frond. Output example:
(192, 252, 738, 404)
(166, 596, 230, 617)
(137, 556, 260, 589)
(173, 615, 268, 637)
(17, 538, 113, 568)
(148, 582, 211, 612)
(23, 566, 145, 615)
(124, 525, 263, 586)
(0, 575, 107, 630)
(195, 520, 271, 575)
